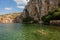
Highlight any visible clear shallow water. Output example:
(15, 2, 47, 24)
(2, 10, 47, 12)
(0, 24, 40, 40)
(0, 23, 60, 40)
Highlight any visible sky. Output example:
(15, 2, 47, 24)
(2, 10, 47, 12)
(0, 0, 29, 14)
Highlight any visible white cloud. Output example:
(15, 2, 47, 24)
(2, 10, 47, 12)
(14, 0, 29, 5)
(17, 6, 25, 9)
(5, 8, 12, 11)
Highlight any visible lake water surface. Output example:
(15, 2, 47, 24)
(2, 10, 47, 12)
(0, 23, 60, 40)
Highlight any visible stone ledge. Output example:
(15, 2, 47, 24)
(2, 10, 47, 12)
(50, 20, 60, 25)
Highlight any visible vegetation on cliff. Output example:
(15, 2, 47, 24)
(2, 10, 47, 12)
(23, 16, 34, 23)
(42, 8, 60, 24)
(23, 16, 38, 23)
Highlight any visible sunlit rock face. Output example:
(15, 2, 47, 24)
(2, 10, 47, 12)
(2, 17, 14, 23)
(23, 0, 39, 21)
(22, 0, 60, 22)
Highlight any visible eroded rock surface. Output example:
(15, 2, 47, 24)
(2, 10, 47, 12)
(22, 0, 60, 23)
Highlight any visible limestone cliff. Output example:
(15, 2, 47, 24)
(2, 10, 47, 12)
(22, 0, 60, 23)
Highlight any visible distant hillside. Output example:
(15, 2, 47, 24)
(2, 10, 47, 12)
(0, 12, 21, 23)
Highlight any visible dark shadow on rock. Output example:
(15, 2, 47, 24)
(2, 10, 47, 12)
(13, 14, 23, 23)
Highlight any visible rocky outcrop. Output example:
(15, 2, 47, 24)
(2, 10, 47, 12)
(13, 13, 23, 23)
(50, 20, 60, 25)
(22, 0, 60, 23)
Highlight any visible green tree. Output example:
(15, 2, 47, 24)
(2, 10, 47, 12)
(42, 8, 60, 24)
(23, 16, 34, 23)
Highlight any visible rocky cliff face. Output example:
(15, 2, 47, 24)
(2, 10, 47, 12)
(22, 0, 60, 23)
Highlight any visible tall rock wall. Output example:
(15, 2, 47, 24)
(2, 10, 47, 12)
(22, 0, 60, 22)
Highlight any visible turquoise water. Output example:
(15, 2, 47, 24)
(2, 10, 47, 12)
(0, 24, 40, 40)
(0, 24, 60, 40)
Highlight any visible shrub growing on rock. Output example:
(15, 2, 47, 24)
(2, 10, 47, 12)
(23, 16, 34, 23)
(42, 15, 52, 24)
(42, 8, 60, 24)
